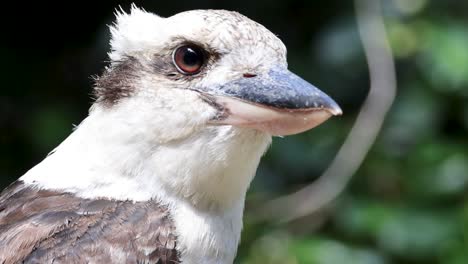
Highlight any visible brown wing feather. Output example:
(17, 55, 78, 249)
(0, 181, 180, 264)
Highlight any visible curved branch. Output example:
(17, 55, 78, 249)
(257, 0, 397, 223)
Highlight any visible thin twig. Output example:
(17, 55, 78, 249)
(257, 0, 397, 223)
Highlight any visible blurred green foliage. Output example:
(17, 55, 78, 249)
(1, 0, 467, 263)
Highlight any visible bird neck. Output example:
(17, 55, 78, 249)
(21, 98, 271, 213)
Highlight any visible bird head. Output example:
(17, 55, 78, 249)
(94, 7, 341, 139)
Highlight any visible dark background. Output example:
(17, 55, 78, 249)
(1, 1, 468, 263)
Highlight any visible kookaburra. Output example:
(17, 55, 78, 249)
(0, 6, 341, 264)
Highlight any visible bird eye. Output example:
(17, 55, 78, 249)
(173, 45, 205, 75)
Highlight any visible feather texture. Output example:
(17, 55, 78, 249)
(0, 181, 179, 263)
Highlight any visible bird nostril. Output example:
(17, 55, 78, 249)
(243, 73, 257, 78)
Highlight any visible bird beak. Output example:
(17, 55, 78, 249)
(203, 67, 342, 136)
